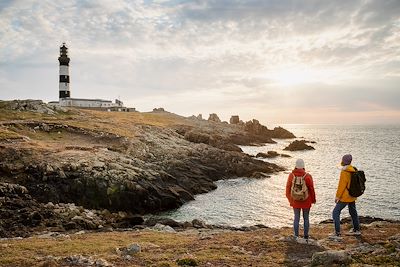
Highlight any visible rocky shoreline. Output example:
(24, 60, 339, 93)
(0, 181, 272, 238)
(0, 100, 296, 238)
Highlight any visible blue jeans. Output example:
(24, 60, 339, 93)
(332, 201, 360, 235)
(293, 208, 310, 238)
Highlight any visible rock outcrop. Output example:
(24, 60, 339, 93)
(0, 182, 146, 238)
(175, 115, 296, 150)
(255, 151, 291, 158)
(270, 126, 296, 139)
(244, 120, 295, 139)
(0, 99, 63, 114)
(256, 151, 279, 158)
(208, 113, 221, 122)
(40, 255, 113, 267)
(230, 115, 240, 124)
(311, 250, 351, 266)
(183, 130, 242, 152)
(284, 140, 315, 151)
(188, 114, 204, 121)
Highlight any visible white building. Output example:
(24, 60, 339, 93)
(59, 98, 116, 108)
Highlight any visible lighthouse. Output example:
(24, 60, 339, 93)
(58, 43, 70, 100)
(49, 43, 128, 110)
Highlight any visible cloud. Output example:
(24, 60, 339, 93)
(0, 0, 399, 124)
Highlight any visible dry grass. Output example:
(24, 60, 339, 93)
(0, 110, 60, 122)
(80, 109, 187, 127)
(67, 110, 188, 138)
(2, 222, 399, 267)
(0, 127, 21, 140)
(0, 229, 286, 267)
(0, 108, 188, 141)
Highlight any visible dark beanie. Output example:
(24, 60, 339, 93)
(342, 154, 352, 165)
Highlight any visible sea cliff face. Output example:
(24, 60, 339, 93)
(0, 100, 294, 237)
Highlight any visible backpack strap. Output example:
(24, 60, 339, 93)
(345, 167, 357, 191)
(293, 173, 307, 184)
(303, 173, 309, 185)
(293, 173, 299, 185)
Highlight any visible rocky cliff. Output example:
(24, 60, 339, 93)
(0, 100, 295, 237)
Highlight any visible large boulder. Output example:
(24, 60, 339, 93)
(311, 250, 351, 266)
(116, 243, 141, 256)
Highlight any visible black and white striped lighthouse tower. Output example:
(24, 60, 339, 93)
(58, 43, 70, 100)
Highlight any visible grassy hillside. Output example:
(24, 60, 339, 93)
(0, 107, 188, 139)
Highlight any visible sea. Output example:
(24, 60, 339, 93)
(155, 125, 400, 228)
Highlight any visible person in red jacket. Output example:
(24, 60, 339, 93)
(285, 159, 316, 240)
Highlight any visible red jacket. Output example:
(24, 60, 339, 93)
(285, 168, 316, 209)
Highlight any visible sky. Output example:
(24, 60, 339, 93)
(0, 0, 400, 125)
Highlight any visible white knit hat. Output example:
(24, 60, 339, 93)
(295, 159, 305, 169)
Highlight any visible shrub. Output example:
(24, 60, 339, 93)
(176, 258, 198, 266)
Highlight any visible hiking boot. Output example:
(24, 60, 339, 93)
(328, 233, 343, 242)
(346, 229, 361, 236)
